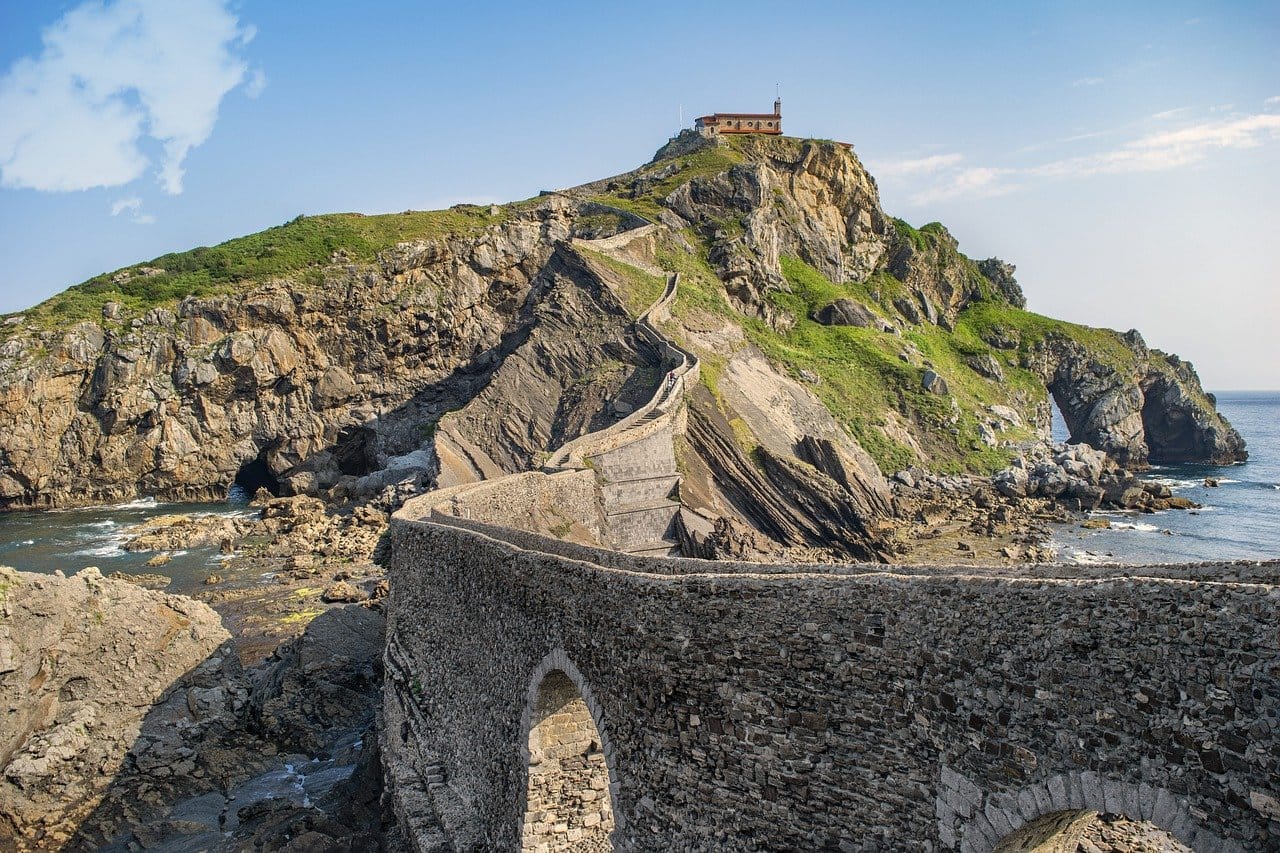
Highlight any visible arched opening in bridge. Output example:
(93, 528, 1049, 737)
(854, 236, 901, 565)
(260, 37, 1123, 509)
(993, 809, 1190, 852)
(229, 454, 279, 502)
(521, 669, 615, 851)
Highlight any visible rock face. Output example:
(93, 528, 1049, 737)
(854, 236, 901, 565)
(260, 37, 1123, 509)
(1006, 329, 1247, 468)
(0, 202, 581, 509)
(1140, 353, 1247, 464)
(659, 133, 891, 323)
(431, 246, 653, 485)
(0, 567, 228, 850)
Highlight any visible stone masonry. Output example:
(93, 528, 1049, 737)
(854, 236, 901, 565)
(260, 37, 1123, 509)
(521, 668, 615, 851)
(383, 513, 1279, 851)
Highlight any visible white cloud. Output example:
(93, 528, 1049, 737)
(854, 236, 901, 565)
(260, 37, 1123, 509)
(0, 0, 256, 195)
(110, 196, 141, 216)
(1072, 77, 1105, 87)
(1267, 96, 1280, 107)
(1152, 108, 1190, 120)
(245, 67, 268, 99)
(910, 167, 1015, 205)
(886, 112, 1280, 206)
(109, 195, 155, 224)
(870, 153, 964, 179)
(1032, 114, 1280, 179)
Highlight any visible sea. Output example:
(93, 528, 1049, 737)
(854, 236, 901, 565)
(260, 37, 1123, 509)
(0, 395, 1276, 586)
(1050, 391, 1280, 565)
(0, 488, 258, 594)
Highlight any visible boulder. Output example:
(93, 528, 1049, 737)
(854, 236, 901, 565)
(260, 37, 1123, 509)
(993, 466, 1029, 498)
(965, 353, 1005, 382)
(811, 298, 888, 331)
(921, 370, 949, 395)
(321, 581, 366, 603)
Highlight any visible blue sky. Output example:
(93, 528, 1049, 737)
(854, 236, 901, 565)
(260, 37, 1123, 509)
(0, 0, 1277, 388)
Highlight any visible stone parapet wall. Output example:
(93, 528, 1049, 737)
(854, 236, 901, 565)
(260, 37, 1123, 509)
(419, 467, 605, 545)
(384, 513, 1279, 850)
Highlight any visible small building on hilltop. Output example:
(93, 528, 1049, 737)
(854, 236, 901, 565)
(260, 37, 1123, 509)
(695, 98, 782, 136)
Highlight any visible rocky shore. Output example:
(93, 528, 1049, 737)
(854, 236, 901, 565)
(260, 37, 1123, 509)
(885, 440, 1206, 566)
(116, 492, 386, 663)
(0, 565, 391, 851)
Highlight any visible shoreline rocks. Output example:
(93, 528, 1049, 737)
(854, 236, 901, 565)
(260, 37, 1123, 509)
(0, 567, 228, 851)
(991, 442, 1202, 513)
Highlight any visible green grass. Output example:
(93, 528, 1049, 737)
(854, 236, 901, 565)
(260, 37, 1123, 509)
(959, 302, 1141, 373)
(590, 146, 744, 222)
(577, 248, 666, 317)
(671, 252, 1036, 473)
(10, 205, 519, 328)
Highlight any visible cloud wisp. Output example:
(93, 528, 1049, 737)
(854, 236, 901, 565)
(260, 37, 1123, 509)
(0, 0, 258, 195)
(891, 109, 1280, 206)
(110, 196, 154, 224)
(870, 153, 964, 179)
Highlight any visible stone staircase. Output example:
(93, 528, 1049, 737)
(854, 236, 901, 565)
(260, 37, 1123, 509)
(543, 266, 697, 557)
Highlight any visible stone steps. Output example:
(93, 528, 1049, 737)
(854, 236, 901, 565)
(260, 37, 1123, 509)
(627, 540, 683, 557)
(601, 474, 678, 507)
(605, 499, 679, 553)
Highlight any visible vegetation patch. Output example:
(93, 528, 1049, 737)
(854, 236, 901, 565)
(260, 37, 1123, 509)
(959, 302, 1141, 373)
(577, 248, 666, 317)
(10, 205, 519, 329)
(281, 607, 325, 626)
(590, 147, 744, 223)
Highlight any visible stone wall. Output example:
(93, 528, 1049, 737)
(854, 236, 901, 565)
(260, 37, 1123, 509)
(424, 468, 605, 545)
(383, 516, 1280, 851)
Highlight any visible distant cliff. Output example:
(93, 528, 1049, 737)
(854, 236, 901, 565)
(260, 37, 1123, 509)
(0, 133, 1244, 553)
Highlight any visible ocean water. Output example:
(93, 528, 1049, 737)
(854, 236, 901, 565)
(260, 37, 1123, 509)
(0, 489, 256, 593)
(1052, 391, 1280, 564)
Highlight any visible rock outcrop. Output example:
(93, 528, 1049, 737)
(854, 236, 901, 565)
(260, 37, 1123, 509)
(1000, 327, 1246, 468)
(0, 202, 581, 509)
(32, 602, 388, 852)
(0, 567, 228, 850)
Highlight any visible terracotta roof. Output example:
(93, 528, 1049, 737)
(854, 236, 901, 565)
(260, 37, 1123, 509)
(697, 112, 780, 121)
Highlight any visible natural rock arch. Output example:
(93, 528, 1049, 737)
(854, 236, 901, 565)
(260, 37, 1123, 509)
(945, 769, 1244, 853)
(518, 650, 620, 852)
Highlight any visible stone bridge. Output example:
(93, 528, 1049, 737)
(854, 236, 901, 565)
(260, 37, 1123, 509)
(384, 515, 1278, 851)
(381, 240, 1280, 851)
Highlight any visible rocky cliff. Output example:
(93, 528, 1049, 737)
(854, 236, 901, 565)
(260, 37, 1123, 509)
(0, 133, 1244, 549)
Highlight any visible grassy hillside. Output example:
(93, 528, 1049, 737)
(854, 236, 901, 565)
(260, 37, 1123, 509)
(653, 227, 1116, 475)
(7, 205, 518, 330)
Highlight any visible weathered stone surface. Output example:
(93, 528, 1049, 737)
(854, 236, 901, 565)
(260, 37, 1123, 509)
(811, 297, 890, 331)
(382, 512, 1278, 851)
(0, 201, 586, 509)
(922, 369, 949, 395)
(0, 567, 227, 851)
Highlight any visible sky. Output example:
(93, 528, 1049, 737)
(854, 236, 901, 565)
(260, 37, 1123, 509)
(0, 1, 1276, 389)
